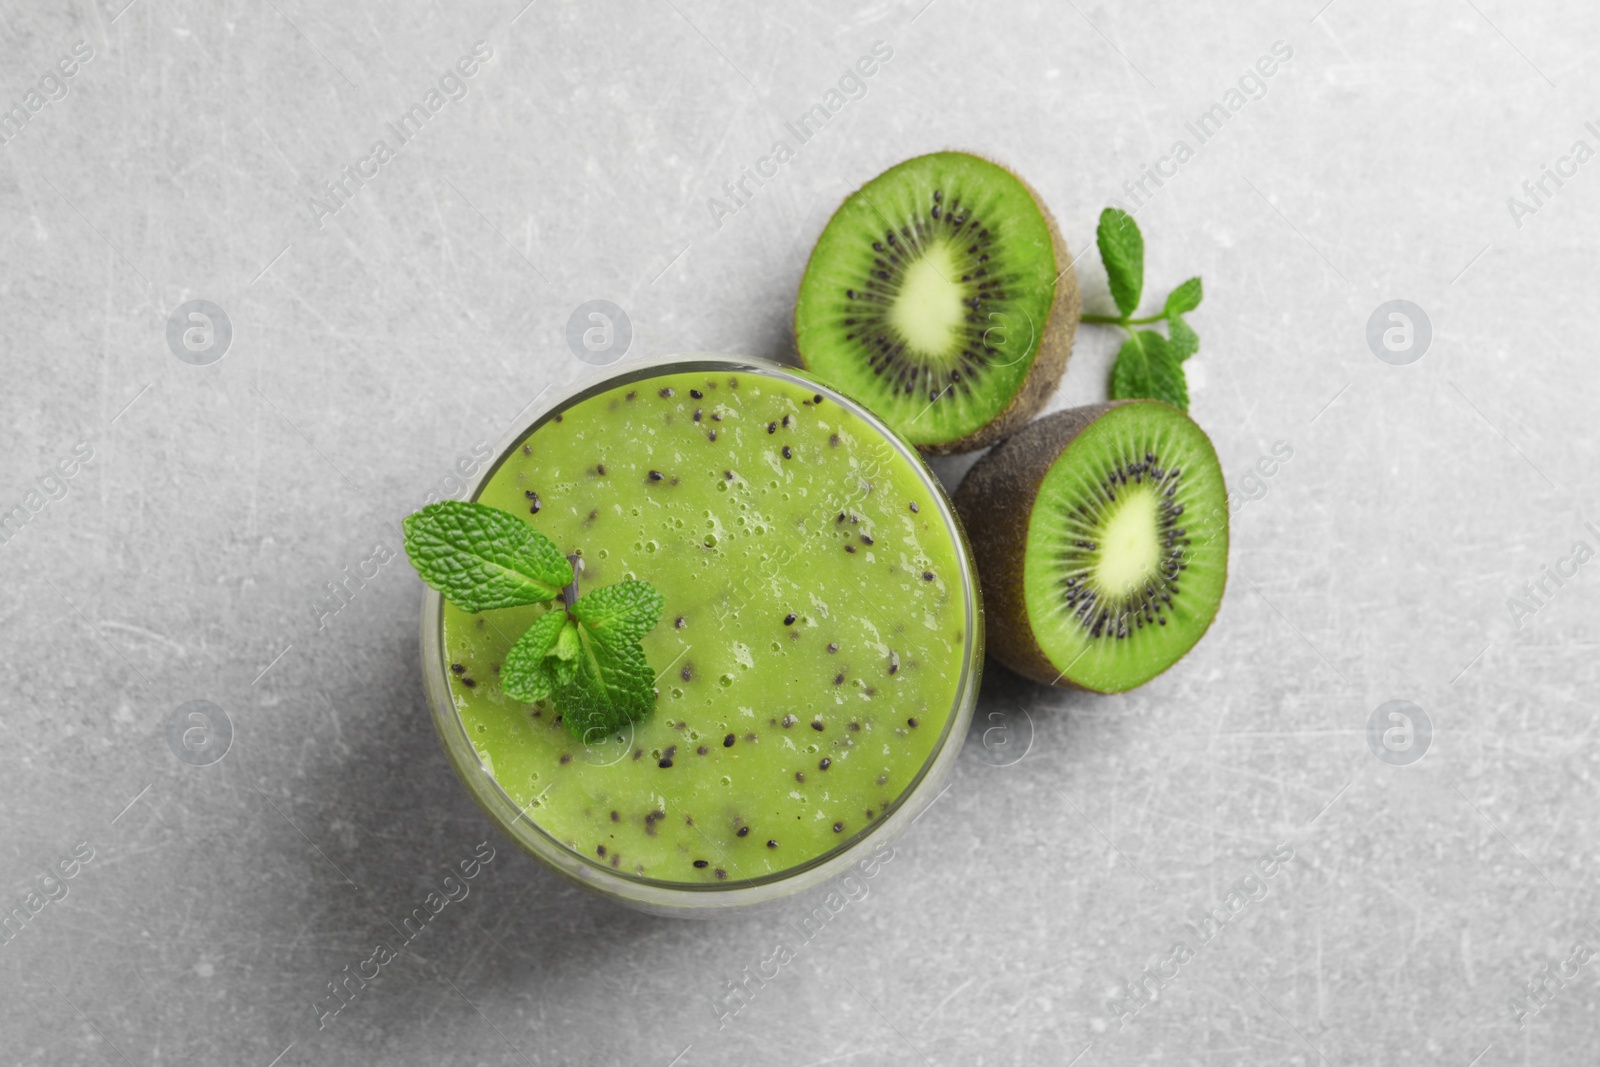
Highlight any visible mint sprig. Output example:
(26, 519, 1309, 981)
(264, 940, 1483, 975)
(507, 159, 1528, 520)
(1082, 207, 1203, 411)
(402, 500, 664, 743)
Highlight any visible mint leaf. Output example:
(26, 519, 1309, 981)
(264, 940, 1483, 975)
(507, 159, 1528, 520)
(1096, 208, 1144, 317)
(571, 580, 665, 642)
(402, 500, 572, 612)
(554, 622, 658, 741)
(499, 577, 665, 742)
(1111, 330, 1188, 411)
(1167, 314, 1199, 362)
(1164, 276, 1203, 316)
(501, 608, 573, 702)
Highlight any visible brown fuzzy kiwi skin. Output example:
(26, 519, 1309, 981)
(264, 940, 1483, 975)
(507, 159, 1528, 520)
(794, 152, 1080, 457)
(952, 405, 1120, 688)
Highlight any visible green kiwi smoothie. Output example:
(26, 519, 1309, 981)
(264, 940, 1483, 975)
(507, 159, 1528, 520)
(438, 366, 970, 884)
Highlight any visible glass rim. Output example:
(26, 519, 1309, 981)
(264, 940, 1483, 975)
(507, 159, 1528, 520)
(420, 353, 983, 914)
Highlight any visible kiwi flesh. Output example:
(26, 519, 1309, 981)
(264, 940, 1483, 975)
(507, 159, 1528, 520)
(795, 152, 1079, 456)
(953, 402, 1228, 693)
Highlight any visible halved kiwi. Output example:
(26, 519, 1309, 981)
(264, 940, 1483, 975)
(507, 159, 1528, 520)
(953, 402, 1228, 692)
(795, 152, 1079, 455)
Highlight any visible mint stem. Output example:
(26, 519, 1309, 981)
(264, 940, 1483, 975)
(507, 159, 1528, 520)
(562, 554, 582, 614)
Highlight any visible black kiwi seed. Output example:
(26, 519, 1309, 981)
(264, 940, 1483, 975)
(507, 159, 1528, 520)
(811, 720, 824, 731)
(451, 663, 465, 674)
(767, 422, 777, 434)
(833, 673, 844, 685)
(782, 714, 797, 728)
(660, 387, 675, 398)
(690, 389, 703, 398)
(784, 612, 797, 625)
(819, 757, 831, 770)
(527, 492, 542, 514)
(461, 677, 476, 688)
(813, 394, 823, 404)
(833, 822, 844, 833)
(693, 859, 708, 868)
(736, 826, 749, 837)
(795, 771, 805, 782)
(922, 571, 934, 581)
(845, 545, 857, 553)
(782, 446, 793, 459)
(675, 615, 686, 628)
(626, 391, 637, 401)
(907, 717, 919, 728)
(767, 839, 778, 848)
(680, 664, 693, 681)
(649, 470, 664, 481)
(828, 643, 839, 653)
(724, 733, 736, 747)
(888, 652, 899, 675)
(910, 501, 919, 513)
(782, 414, 792, 427)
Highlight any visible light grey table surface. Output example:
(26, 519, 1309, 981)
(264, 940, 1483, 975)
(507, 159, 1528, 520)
(2, 1, 1596, 1064)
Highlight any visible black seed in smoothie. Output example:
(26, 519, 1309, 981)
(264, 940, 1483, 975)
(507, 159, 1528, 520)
(782, 446, 793, 459)
(680, 664, 693, 682)
(712, 412, 722, 421)
(767, 839, 778, 848)
(813, 394, 823, 404)
(724, 470, 734, 480)
(693, 859, 708, 868)
(876, 773, 889, 785)
(610, 810, 621, 822)
(828, 643, 839, 653)
(611, 854, 621, 868)
(658, 757, 674, 768)
(819, 757, 832, 770)
(907, 717, 919, 728)
(694, 409, 702, 422)
(782, 414, 792, 428)
(724, 733, 736, 747)
(860, 534, 873, 545)
(559, 753, 571, 764)
(659, 387, 675, 398)
(715, 869, 727, 880)
(528, 493, 542, 514)
(596, 464, 606, 475)
(597, 845, 607, 857)
(708, 430, 718, 441)
(633, 748, 644, 761)
(697, 745, 708, 755)
(767, 422, 777, 434)
(811, 720, 824, 731)
(783, 612, 797, 626)
(690, 388, 703, 399)
(922, 571, 934, 581)
(910, 501, 920, 513)
(737, 826, 749, 837)
(848, 720, 861, 732)
(829, 433, 841, 447)
(626, 390, 637, 401)
(833, 673, 844, 685)
(451, 663, 465, 674)
(461, 677, 475, 687)
(888, 652, 899, 675)
(743, 732, 757, 743)
(833, 822, 844, 833)
(782, 715, 797, 728)
(523, 442, 534, 453)
(795, 771, 805, 782)
(837, 512, 846, 524)
(648, 470, 664, 481)
(675, 615, 686, 629)
(845, 545, 856, 554)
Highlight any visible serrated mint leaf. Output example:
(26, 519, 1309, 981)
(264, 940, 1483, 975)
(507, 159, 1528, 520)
(1164, 276, 1202, 316)
(1096, 208, 1144, 318)
(501, 609, 573, 702)
(402, 500, 572, 612)
(1167, 314, 1199, 362)
(571, 580, 665, 642)
(1111, 330, 1189, 412)
(554, 625, 658, 742)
